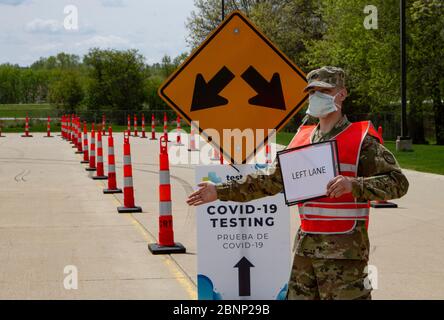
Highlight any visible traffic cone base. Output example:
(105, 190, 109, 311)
(92, 175, 108, 180)
(43, 135, 54, 138)
(81, 160, 89, 164)
(117, 206, 142, 214)
(75, 151, 83, 154)
(148, 243, 186, 255)
(85, 167, 97, 172)
(371, 201, 398, 208)
(21, 135, 33, 137)
(103, 188, 122, 194)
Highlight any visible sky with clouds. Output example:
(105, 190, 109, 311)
(0, 0, 197, 66)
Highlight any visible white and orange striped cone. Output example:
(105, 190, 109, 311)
(175, 115, 184, 146)
(265, 143, 272, 164)
(148, 136, 186, 254)
(150, 113, 157, 140)
(81, 121, 89, 164)
(60, 115, 64, 139)
(127, 114, 131, 135)
(69, 114, 74, 144)
(371, 126, 398, 208)
(134, 114, 138, 137)
(75, 118, 83, 154)
(141, 114, 147, 138)
(21, 115, 33, 137)
(163, 112, 170, 142)
(104, 127, 122, 194)
(210, 146, 220, 161)
(102, 115, 106, 136)
(71, 117, 79, 149)
(43, 116, 53, 138)
(93, 130, 108, 180)
(188, 127, 199, 151)
(86, 123, 97, 172)
(117, 131, 142, 213)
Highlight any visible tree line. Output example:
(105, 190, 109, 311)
(187, 0, 444, 144)
(0, 51, 187, 123)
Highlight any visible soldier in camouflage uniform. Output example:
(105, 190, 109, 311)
(187, 66, 409, 300)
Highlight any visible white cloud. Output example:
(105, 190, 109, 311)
(0, 0, 28, 6)
(25, 18, 95, 35)
(75, 35, 130, 49)
(100, 0, 125, 7)
(25, 19, 62, 34)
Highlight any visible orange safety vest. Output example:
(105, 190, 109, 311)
(287, 121, 382, 234)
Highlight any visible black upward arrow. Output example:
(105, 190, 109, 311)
(191, 66, 235, 112)
(234, 257, 254, 297)
(241, 66, 286, 110)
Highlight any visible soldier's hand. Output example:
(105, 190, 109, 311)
(326, 175, 353, 198)
(187, 182, 218, 206)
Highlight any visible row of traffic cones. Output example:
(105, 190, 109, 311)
(61, 117, 185, 254)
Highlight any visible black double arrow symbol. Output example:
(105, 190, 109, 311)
(191, 66, 286, 112)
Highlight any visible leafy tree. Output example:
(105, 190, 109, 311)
(48, 71, 84, 112)
(83, 49, 147, 121)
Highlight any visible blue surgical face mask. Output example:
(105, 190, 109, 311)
(306, 91, 339, 118)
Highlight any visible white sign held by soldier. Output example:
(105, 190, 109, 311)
(277, 141, 340, 205)
(195, 164, 291, 300)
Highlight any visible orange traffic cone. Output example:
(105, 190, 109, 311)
(93, 130, 108, 180)
(188, 127, 199, 151)
(175, 115, 184, 146)
(150, 114, 157, 140)
(127, 114, 131, 135)
(265, 143, 272, 164)
(163, 112, 170, 142)
(44, 116, 53, 138)
(71, 117, 79, 149)
(75, 118, 83, 154)
(81, 121, 89, 164)
(148, 136, 186, 254)
(134, 114, 138, 137)
(141, 114, 147, 138)
(0, 124, 5, 138)
(85, 123, 97, 171)
(117, 131, 142, 213)
(102, 115, 106, 136)
(211, 146, 220, 161)
(371, 125, 397, 208)
(21, 115, 33, 137)
(104, 127, 122, 194)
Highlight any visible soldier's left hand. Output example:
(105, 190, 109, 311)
(326, 175, 354, 198)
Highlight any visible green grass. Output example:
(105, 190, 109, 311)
(384, 141, 444, 175)
(0, 104, 53, 117)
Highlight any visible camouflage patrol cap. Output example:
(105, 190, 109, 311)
(304, 66, 346, 92)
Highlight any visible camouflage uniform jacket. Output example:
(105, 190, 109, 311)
(216, 116, 409, 260)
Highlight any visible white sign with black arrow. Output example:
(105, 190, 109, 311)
(195, 164, 291, 300)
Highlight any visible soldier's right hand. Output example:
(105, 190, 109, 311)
(186, 182, 218, 206)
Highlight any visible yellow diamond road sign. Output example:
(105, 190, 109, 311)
(159, 10, 308, 164)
